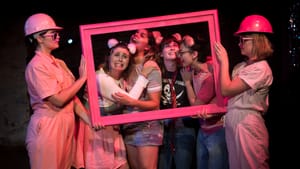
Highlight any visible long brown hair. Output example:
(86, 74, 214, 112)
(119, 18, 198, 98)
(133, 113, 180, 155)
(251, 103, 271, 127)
(143, 29, 161, 64)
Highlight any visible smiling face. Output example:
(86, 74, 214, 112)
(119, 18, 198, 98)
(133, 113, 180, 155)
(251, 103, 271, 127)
(162, 40, 179, 61)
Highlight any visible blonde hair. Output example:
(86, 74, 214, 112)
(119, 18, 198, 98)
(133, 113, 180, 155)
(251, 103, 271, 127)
(251, 34, 273, 60)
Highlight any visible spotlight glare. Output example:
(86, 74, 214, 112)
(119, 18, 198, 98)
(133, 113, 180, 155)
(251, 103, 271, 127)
(67, 39, 73, 44)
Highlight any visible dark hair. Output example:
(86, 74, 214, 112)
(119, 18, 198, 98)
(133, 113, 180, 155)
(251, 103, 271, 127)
(25, 36, 36, 65)
(102, 42, 133, 79)
(181, 35, 208, 63)
(158, 35, 181, 75)
(159, 35, 180, 51)
(24, 31, 48, 65)
(143, 30, 160, 64)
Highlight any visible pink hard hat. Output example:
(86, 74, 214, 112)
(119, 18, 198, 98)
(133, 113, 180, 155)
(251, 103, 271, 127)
(24, 13, 63, 36)
(234, 15, 273, 36)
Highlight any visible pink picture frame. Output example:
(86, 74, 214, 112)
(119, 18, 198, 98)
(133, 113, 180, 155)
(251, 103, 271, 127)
(80, 9, 227, 126)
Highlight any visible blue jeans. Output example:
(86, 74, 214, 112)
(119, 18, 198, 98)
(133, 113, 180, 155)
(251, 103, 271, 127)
(196, 127, 229, 169)
(158, 127, 196, 169)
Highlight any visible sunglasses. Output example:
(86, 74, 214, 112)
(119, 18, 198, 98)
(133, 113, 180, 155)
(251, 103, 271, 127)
(42, 32, 59, 40)
(239, 37, 253, 44)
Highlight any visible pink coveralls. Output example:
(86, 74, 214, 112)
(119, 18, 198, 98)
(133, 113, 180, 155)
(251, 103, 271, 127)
(25, 51, 76, 169)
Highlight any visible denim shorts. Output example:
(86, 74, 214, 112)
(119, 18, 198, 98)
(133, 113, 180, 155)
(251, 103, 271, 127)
(122, 120, 163, 146)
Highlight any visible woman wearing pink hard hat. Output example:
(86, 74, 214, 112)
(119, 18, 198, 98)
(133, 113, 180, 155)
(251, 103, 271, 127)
(214, 14, 274, 169)
(24, 13, 92, 169)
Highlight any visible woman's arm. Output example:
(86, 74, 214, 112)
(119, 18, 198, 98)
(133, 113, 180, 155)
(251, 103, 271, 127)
(73, 96, 91, 127)
(113, 62, 162, 111)
(47, 56, 87, 107)
(180, 68, 197, 105)
(113, 91, 161, 111)
(97, 71, 148, 101)
(215, 42, 249, 97)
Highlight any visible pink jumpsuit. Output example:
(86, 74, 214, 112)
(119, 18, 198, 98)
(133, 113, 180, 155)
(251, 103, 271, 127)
(25, 51, 77, 169)
(225, 60, 272, 169)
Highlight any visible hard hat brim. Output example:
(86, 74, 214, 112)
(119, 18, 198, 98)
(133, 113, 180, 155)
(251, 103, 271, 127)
(26, 26, 63, 36)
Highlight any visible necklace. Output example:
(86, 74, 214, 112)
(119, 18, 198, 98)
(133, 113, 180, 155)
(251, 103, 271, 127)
(168, 70, 178, 108)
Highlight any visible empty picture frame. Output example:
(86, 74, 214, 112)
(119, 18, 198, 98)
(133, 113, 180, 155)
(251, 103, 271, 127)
(80, 9, 227, 126)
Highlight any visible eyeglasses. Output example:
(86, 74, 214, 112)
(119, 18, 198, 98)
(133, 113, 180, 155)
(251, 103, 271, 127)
(239, 37, 253, 44)
(42, 32, 59, 40)
(178, 50, 191, 56)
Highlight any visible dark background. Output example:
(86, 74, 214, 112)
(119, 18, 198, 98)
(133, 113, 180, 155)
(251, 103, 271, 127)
(0, 0, 299, 168)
